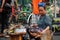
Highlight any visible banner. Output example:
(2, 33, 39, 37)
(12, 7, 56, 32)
(32, 0, 42, 14)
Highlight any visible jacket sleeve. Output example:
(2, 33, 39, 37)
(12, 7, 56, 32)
(44, 16, 52, 31)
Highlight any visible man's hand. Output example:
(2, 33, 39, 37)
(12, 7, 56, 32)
(35, 32, 42, 38)
(41, 26, 50, 34)
(41, 30, 46, 34)
(30, 32, 37, 37)
(0, 8, 3, 12)
(35, 35, 41, 38)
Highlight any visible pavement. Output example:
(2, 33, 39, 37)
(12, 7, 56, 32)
(0, 35, 60, 40)
(53, 35, 60, 40)
(0, 37, 9, 40)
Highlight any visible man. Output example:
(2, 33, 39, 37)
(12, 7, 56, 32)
(0, 0, 5, 35)
(37, 2, 52, 40)
(0, 0, 11, 36)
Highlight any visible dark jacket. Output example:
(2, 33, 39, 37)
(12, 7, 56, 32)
(37, 14, 52, 31)
(3, 0, 11, 11)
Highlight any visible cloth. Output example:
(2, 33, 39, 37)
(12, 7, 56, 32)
(32, 0, 42, 14)
(41, 30, 53, 40)
(38, 2, 45, 7)
(15, 25, 26, 33)
(27, 13, 40, 25)
(15, 29, 26, 33)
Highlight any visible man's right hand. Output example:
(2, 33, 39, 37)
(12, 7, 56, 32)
(0, 8, 3, 12)
(30, 32, 37, 37)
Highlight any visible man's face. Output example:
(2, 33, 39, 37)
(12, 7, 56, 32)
(38, 7, 46, 15)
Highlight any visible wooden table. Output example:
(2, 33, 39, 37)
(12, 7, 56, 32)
(9, 32, 26, 40)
